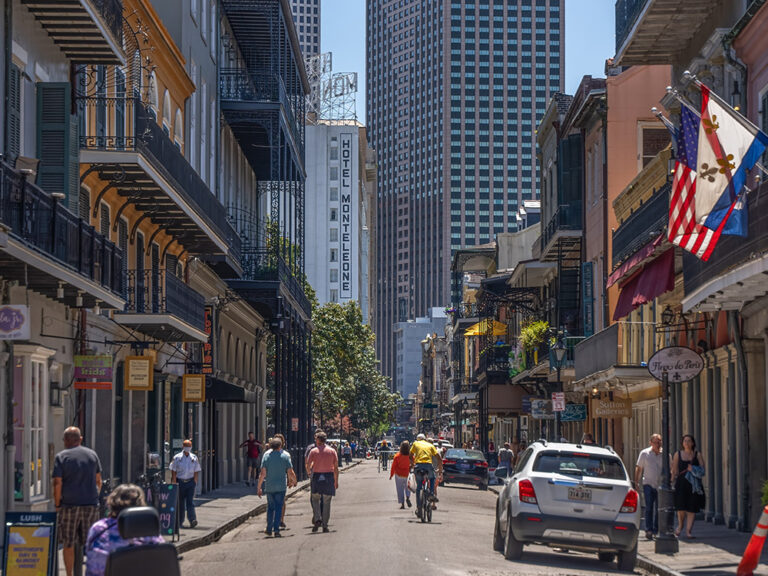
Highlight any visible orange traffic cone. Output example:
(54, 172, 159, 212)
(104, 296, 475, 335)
(737, 505, 768, 576)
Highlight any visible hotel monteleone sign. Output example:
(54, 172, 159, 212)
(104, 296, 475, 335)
(648, 346, 704, 383)
(339, 132, 353, 299)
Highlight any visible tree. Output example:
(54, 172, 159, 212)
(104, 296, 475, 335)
(311, 301, 399, 437)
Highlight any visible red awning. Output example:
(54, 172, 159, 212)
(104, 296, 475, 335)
(613, 248, 675, 321)
(607, 234, 665, 288)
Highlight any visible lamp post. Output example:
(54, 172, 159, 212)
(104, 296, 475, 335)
(656, 305, 679, 554)
(552, 333, 567, 441)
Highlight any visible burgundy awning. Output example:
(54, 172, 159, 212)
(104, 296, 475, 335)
(607, 234, 665, 288)
(613, 248, 675, 321)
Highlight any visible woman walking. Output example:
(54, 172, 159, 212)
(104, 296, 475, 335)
(671, 434, 706, 538)
(390, 441, 412, 509)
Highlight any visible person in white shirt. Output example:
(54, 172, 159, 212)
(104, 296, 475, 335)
(170, 439, 202, 528)
(635, 433, 663, 540)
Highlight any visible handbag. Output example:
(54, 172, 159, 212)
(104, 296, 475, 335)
(407, 472, 417, 493)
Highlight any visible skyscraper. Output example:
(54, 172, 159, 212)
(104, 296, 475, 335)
(289, 0, 321, 59)
(366, 1, 564, 383)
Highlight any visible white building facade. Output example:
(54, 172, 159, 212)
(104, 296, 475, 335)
(305, 122, 370, 315)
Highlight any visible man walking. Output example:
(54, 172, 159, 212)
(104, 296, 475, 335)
(635, 433, 663, 540)
(239, 432, 262, 486)
(170, 439, 202, 528)
(498, 442, 514, 472)
(258, 436, 297, 537)
(53, 426, 102, 576)
(306, 431, 339, 533)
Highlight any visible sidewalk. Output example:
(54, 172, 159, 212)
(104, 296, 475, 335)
(637, 521, 768, 576)
(57, 460, 360, 573)
(487, 484, 768, 575)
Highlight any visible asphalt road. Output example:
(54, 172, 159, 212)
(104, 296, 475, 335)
(180, 460, 650, 576)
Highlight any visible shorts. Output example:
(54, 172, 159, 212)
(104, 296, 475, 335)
(57, 505, 99, 548)
(247, 456, 260, 468)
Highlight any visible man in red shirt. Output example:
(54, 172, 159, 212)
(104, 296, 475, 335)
(239, 432, 262, 486)
(306, 431, 339, 533)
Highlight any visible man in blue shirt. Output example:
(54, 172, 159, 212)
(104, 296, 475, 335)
(257, 436, 297, 537)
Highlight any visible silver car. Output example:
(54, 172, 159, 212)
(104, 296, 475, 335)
(493, 440, 640, 571)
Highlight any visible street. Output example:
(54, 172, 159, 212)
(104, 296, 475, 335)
(179, 461, 650, 576)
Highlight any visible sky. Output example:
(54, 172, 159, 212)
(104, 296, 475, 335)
(320, 0, 616, 122)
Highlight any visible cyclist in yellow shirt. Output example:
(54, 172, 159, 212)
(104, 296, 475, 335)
(409, 434, 443, 517)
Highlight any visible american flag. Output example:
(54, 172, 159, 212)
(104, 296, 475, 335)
(668, 106, 727, 261)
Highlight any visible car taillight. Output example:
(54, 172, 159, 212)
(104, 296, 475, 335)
(475, 461, 489, 468)
(518, 479, 538, 504)
(443, 459, 456, 465)
(620, 489, 638, 513)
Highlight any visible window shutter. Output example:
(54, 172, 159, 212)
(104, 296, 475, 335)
(166, 253, 179, 277)
(7, 64, 21, 160)
(37, 82, 78, 209)
(100, 204, 110, 237)
(79, 187, 90, 222)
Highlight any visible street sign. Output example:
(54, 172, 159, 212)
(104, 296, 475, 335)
(648, 346, 704, 383)
(561, 403, 587, 422)
(552, 392, 565, 412)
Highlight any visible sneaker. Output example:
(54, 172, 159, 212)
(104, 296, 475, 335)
(322, 527, 329, 533)
(312, 525, 319, 533)
(190, 520, 198, 528)
(406, 498, 412, 508)
(400, 503, 405, 509)
(314, 519, 322, 528)
(274, 531, 281, 537)
(265, 530, 272, 536)
(280, 522, 286, 529)
(645, 531, 654, 541)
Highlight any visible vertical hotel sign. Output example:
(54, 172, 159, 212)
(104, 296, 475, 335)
(202, 306, 214, 374)
(339, 133, 353, 299)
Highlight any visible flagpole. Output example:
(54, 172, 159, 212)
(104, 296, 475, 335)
(665, 84, 768, 179)
(682, 71, 765, 136)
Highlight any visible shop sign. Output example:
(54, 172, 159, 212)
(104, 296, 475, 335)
(521, 395, 532, 414)
(2, 512, 56, 576)
(74, 355, 112, 379)
(648, 346, 704, 383)
(182, 374, 205, 403)
(124, 356, 153, 391)
(551, 392, 565, 412)
(202, 306, 214, 374)
(531, 398, 555, 420)
(590, 397, 632, 419)
(291, 417, 299, 432)
(0, 305, 30, 340)
(74, 381, 112, 390)
(561, 403, 587, 422)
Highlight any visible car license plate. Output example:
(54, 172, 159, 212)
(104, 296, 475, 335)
(568, 487, 592, 502)
(458, 462, 470, 470)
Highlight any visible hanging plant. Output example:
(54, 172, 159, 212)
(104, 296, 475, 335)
(519, 320, 549, 353)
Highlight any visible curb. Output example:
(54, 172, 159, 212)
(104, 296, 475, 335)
(487, 484, 683, 576)
(176, 460, 361, 554)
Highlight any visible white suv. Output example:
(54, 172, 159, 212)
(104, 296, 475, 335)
(493, 440, 640, 572)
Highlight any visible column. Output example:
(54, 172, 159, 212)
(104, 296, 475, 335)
(727, 351, 738, 528)
(705, 365, 714, 521)
(713, 361, 724, 524)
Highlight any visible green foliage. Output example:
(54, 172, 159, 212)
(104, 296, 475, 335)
(311, 301, 399, 437)
(519, 320, 549, 352)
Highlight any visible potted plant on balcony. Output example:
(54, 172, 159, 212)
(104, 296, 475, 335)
(519, 320, 549, 364)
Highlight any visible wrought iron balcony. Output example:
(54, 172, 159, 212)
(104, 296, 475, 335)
(478, 344, 511, 378)
(20, 0, 124, 64)
(115, 268, 207, 342)
(540, 206, 582, 261)
(77, 97, 241, 273)
(612, 183, 669, 268)
(241, 248, 312, 317)
(0, 161, 124, 308)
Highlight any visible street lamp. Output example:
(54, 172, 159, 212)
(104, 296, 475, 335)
(552, 334, 567, 440)
(656, 309, 679, 554)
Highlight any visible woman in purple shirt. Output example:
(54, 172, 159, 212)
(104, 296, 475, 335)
(85, 484, 164, 576)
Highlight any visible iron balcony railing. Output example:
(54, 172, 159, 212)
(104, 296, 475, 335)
(612, 183, 669, 268)
(541, 205, 582, 252)
(479, 344, 511, 377)
(220, 68, 305, 154)
(89, 0, 124, 48)
(77, 96, 241, 263)
(241, 248, 312, 317)
(0, 161, 124, 295)
(123, 268, 205, 332)
(615, 0, 648, 55)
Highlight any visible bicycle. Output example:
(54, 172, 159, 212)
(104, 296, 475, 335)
(414, 467, 433, 523)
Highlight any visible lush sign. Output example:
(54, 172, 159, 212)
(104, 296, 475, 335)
(648, 346, 704, 383)
(3, 512, 56, 576)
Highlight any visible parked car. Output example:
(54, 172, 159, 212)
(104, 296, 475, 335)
(441, 448, 489, 490)
(493, 440, 640, 572)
